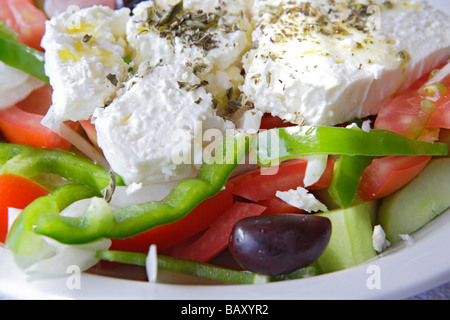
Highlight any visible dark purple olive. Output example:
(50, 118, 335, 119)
(115, 0, 146, 10)
(229, 214, 332, 276)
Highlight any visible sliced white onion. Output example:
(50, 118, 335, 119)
(0, 62, 44, 110)
(41, 108, 110, 168)
(8, 202, 110, 276)
(110, 181, 177, 208)
(7, 207, 22, 233)
(24, 236, 111, 276)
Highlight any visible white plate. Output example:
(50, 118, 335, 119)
(0, 0, 449, 300)
(1, 208, 449, 300)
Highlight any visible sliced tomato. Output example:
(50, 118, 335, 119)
(0, 105, 78, 150)
(438, 128, 450, 152)
(0, 0, 47, 51)
(225, 158, 334, 202)
(0, 173, 50, 243)
(110, 188, 234, 253)
(162, 202, 267, 263)
(257, 197, 306, 215)
(79, 119, 99, 148)
(375, 69, 450, 134)
(16, 84, 53, 116)
(357, 155, 432, 201)
(260, 114, 297, 130)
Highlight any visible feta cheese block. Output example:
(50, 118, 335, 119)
(93, 63, 230, 184)
(242, 0, 450, 126)
(41, 5, 131, 121)
(126, 0, 253, 107)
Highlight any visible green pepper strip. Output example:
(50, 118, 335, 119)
(328, 155, 373, 208)
(96, 250, 317, 285)
(255, 126, 448, 165)
(34, 134, 253, 244)
(0, 143, 126, 264)
(0, 23, 49, 83)
(0, 143, 125, 191)
(6, 183, 99, 267)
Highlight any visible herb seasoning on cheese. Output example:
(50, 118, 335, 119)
(242, 0, 450, 126)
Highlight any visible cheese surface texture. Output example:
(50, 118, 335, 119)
(242, 0, 450, 125)
(41, 6, 131, 122)
(93, 63, 223, 184)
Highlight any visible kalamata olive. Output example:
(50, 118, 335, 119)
(115, 0, 146, 10)
(229, 214, 332, 276)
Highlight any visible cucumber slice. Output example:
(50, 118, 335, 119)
(378, 158, 450, 244)
(313, 201, 378, 274)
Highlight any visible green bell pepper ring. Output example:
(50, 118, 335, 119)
(0, 22, 49, 83)
(6, 183, 99, 269)
(328, 155, 374, 208)
(96, 249, 317, 284)
(255, 126, 448, 165)
(0, 143, 125, 191)
(34, 134, 254, 244)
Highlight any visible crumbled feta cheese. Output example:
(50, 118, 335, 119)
(276, 186, 328, 213)
(126, 0, 252, 107)
(242, 0, 450, 125)
(126, 182, 143, 196)
(41, 5, 131, 121)
(303, 155, 329, 187)
(361, 119, 372, 132)
(399, 233, 415, 246)
(372, 224, 390, 253)
(232, 108, 263, 131)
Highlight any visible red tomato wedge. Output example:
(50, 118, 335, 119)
(0, 0, 47, 51)
(375, 70, 450, 134)
(110, 189, 234, 253)
(16, 84, 53, 116)
(260, 114, 297, 130)
(0, 173, 50, 243)
(257, 197, 306, 215)
(357, 155, 432, 201)
(0, 105, 78, 150)
(79, 119, 99, 148)
(225, 158, 334, 202)
(162, 202, 267, 263)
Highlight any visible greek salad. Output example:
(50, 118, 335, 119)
(0, 0, 449, 286)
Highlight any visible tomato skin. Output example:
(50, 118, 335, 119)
(0, 173, 50, 243)
(110, 189, 234, 253)
(162, 202, 267, 263)
(375, 71, 450, 134)
(357, 155, 432, 201)
(257, 198, 306, 215)
(260, 114, 296, 130)
(16, 84, 53, 116)
(365, 66, 450, 201)
(0, 0, 47, 51)
(0, 105, 77, 150)
(225, 158, 334, 202)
